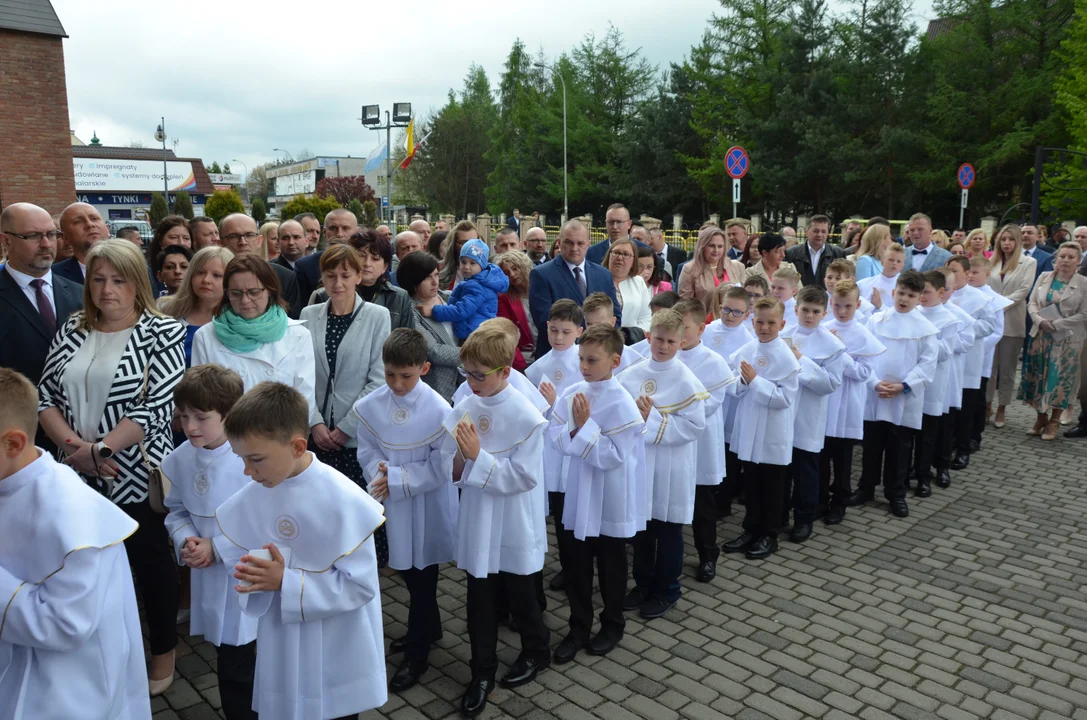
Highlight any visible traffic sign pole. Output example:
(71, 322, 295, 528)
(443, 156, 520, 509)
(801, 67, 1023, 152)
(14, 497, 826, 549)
(960, 189, 968, 228)
(957, 163, 975, 229)
(724, 145, 750, 220)
(732, 179, 741, 219)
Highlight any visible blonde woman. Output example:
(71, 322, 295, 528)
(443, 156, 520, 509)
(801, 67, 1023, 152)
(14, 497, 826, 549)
(987, 224, 1038, 427)
(965, 228, 991, 259)
(260, 220, 280, 262)
(604, 237, 652, 330)
(160, 246, 235, 367)
(930, 229, 950, 250)
(853, 224, 893, 280)
(38, 239, 186, 695)
(678, 224, 748, 319)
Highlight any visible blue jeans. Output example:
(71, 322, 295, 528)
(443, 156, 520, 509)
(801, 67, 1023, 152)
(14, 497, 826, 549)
(632, 520, 684, 603)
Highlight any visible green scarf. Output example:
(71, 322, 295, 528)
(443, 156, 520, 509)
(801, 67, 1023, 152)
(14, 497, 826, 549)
(213, 306, 289, 353)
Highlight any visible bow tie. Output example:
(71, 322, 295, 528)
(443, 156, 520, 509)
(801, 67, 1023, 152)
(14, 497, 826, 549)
(914, 248, 928, 255)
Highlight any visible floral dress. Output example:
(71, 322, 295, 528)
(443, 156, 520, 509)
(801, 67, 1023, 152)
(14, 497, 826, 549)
(1018, 279, 1078, 412)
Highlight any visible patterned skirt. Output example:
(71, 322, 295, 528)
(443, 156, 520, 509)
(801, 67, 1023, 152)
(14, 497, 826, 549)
(314, 445, 389, 568)
(1018, 331, 1081, 413)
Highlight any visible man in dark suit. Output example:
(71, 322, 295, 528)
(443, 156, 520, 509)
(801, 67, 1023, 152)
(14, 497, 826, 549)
(219, 213, 303, 318)
(1, 203, 84, 451)
(588, 203, 633, 265)
(507, 208, 521, 234)
(648, 227, 688, 281)
(725, 219, 748, 260)
(293, 208, 359, 304)
(1021, 224, 1054, 280)
(529, 220, 621, 355)
(525, 227, 550, 266)
(785, 214, 847, 290)
(273, 218, 308, 272)
(52, 201, 110, 284)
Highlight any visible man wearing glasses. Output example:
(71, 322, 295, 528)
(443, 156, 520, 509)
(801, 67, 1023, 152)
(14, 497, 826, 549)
(52, 202, 109, 285)
(587, 203, 648, 265)
(219, 213, 303, 318)
(0, 203, 84, 448)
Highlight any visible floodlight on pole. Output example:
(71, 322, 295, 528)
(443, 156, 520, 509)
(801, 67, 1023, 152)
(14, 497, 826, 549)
(362, 102, 412, 223)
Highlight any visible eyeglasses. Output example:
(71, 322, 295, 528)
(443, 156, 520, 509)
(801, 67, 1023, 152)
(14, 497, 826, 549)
(227, 288, 267, 300)
(222, 232, 260, 243)
(746, 292, 765, 299)
(457, 365, 506, 382)
(610, 252, 634, 260)
(3, 230, 61, 242)
(719, 308, 746, 317)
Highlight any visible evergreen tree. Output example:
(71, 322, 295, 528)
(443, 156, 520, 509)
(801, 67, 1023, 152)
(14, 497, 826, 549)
(251, 197, 267, 223)
(172, 190, 194, 220)
(149, 193, 169, 227)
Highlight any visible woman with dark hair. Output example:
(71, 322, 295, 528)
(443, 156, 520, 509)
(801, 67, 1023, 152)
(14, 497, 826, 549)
(740, 233, 762, 267)
(427, 229, 448, 260)
(636, 244, 673, 295)
(746, 232, 798, 283)
(397, 250, 461, 402)
(148, 215, 192, 295)
(191, 254, 320, 429)
(311, 229, 415, 331)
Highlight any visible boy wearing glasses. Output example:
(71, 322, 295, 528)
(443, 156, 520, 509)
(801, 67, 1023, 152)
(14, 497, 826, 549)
(440, 324, 550, 717)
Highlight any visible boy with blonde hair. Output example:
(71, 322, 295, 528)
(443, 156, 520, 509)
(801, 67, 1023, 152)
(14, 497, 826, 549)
(858, 243, 905, 308)
(769, 266, 801, 328)
(440, 325, 550, 715)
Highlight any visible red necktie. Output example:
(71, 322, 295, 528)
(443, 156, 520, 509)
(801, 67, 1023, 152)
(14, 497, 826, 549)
(30, 279, 57, 335)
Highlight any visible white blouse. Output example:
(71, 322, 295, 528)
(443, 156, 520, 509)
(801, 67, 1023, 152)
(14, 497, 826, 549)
(62, 327, 134, 442)
(617, 276, 653, 331)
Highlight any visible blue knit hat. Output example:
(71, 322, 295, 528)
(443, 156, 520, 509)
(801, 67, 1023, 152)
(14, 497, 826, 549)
(460, 238, 489, 269)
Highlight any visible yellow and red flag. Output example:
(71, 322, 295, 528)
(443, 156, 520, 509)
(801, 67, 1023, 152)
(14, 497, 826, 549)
(399, 118, 431, 170)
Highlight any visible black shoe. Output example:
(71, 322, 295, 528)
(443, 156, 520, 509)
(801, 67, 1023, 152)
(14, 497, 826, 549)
(745, 535, 777, 560)
(789, 523, 813, 543)
(500, 656, 549, 688)
(722, 532, 756, 554)
(951, 453, 969, 470)
(890, 498, 909, 518)
(935, 469, 951, 488)
(640, 596, 678, 619)
(846, 488, 874, 507)
(623, 587, 649, 611)
(460, 678, 494, 717)
(389, 660, 427, 692)
(968, 440, 981, 453)
(589, 631, 621, 656)
(696, 558, 717, 582)
(915, 479, 932, 498)
(552, 635, 586, 665)
(549, 570, 566, 592)
(389, 633, 442, 654)
(824, 506, 845, 525)
(1065, 425, 1087, 438)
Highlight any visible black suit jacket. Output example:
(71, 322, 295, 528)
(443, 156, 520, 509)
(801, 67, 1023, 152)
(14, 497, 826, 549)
(293, 252, 324, 308)
(269, 262, 302, 319)
(51, 256, 84, 285)
(664, 245, 689, 281)
(785, 243, 847, 290)
(0, 270, 83, 451)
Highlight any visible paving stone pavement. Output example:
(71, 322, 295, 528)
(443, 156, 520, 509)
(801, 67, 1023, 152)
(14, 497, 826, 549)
(153, 399, 1087, 720)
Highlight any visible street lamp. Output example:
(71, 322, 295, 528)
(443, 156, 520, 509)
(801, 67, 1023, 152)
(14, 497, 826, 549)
(535, 62, 568, 221)
(154, 118, 169, 207)
(231, 158, 248, 206)
(273, 148, 294, 163)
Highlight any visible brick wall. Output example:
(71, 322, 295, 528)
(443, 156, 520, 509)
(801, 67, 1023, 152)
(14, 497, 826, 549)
(0, 29, 76, 214)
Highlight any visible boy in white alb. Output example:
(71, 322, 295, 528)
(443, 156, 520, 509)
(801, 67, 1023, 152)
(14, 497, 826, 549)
(743, 275, 770, 335)
(705, 285, 756, 518)
(911, 270, 964, 498)
(354, 329, 457, 693)
(163, 365, 258, 719)
(966, 256, 1011, 450)
(857, 243, 905, 309)
(584, 292, 641, 372)
(851, 270, 939, 519)
(780, 287, 846, 544)
(440, 325, 550, 717)
(724, 298, 801, 561)
(630, 291, 681, 357)
(213, 383, 387, 720)
(821, 281, 885, 525)
(674, 299, 736, 581)
(549, 325, 646, 664)
(938, 266, 977, 487)
(0, 369, 151, 720)
(823, 259, 875, 322)
(454, 318, 550, 416)
(526, 299, 583, 593)
(618, 309, 708, 619)
(770, 267, 801, 330)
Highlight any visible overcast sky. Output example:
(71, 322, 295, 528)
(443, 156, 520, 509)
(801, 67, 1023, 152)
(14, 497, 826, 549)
(56, 0, 936, 177)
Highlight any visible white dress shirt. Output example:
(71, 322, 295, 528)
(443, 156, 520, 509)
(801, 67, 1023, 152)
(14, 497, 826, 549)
(5, 264, 57, 316)
(808, 243, 825, 273)
(910, 245, 931, 271)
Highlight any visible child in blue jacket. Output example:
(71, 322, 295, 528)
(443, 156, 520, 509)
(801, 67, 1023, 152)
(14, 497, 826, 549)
(423, 238, 509, 340)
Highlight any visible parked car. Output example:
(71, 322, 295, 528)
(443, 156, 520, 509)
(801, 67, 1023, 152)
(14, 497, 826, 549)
(107, 219, 153, 247)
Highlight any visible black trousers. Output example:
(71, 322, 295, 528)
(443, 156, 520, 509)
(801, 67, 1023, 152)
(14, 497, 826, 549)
(692, 485, 720, 561)
(217, 641, 257, 720)
(632, 520, 684, 603)
(716, 446, 744, 516)
(972, 378, 988, 442)
(401, 564, 441, 666)
(959, 386, 983, 451)
(121, 499, 178, 656)
(466, 571, 549, 682)
(549, 491, 576, 577)
(915, 413, 953, 474)
(820, 436, 854, 509)
(564, 532, 627, 643)
(790, 449, 820, 525)
(860, 421, 911, 501)
(741, 462, 786, 536)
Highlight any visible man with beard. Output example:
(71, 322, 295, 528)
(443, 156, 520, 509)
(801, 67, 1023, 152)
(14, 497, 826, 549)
(525, 227, 549, 266)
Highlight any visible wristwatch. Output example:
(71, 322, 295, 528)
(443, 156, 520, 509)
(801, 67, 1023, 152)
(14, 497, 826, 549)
(95, 441, 114, 459)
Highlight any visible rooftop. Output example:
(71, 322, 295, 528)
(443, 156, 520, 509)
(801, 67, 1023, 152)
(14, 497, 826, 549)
(0, 0, 66, 38)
